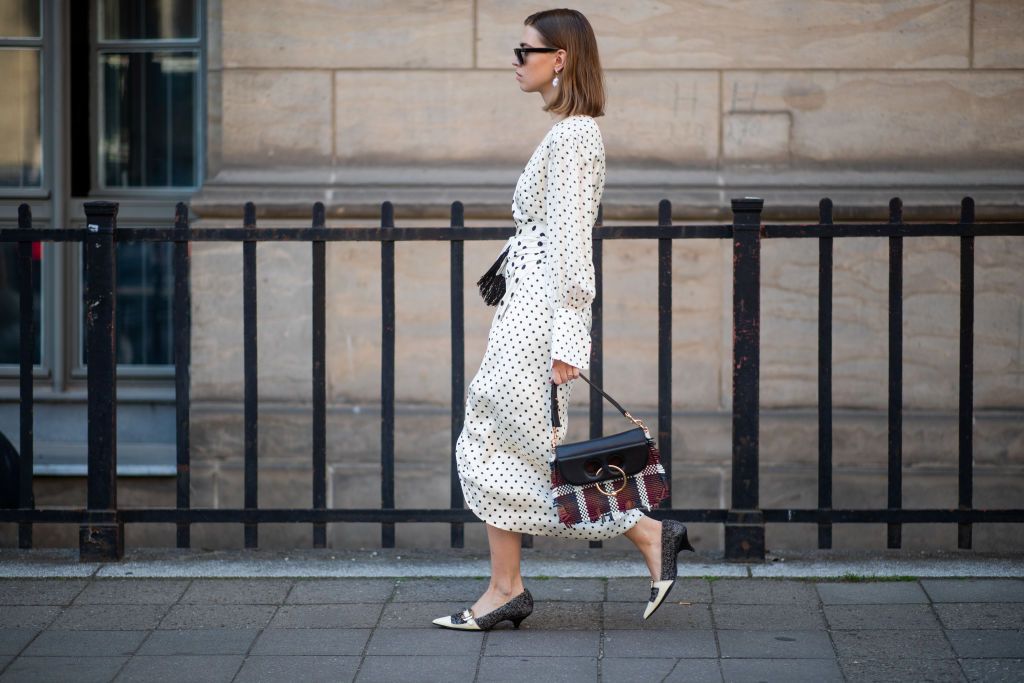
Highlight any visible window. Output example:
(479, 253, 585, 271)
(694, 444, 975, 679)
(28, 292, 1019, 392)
(0, 0, 43, 189)
(0, 1, 44, 371)
(96, 0, 201, 190)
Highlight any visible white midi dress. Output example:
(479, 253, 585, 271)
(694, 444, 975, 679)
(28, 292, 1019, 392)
(455, 115, 645, 539)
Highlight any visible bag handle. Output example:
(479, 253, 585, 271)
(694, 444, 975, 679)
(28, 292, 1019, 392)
(550, 372, 650, 444)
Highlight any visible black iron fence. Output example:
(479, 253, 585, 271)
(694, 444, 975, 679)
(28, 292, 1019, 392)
(2, 197, 1023, 562)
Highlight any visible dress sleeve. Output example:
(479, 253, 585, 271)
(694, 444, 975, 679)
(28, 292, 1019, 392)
(543, 126, 600, 372)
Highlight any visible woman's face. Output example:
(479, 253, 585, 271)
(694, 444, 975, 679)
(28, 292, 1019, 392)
(514, 25, 564, 94)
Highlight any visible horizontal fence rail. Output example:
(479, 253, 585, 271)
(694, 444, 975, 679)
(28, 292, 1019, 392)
(1, 197, 1023, 562)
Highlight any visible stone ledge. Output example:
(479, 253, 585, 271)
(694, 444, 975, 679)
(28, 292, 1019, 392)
(191, 167, 1024, 221)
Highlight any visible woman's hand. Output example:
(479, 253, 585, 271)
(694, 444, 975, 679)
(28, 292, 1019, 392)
(551, 358, 580, 385)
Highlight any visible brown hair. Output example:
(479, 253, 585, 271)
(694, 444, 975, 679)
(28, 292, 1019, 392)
(524, 9, 605, 118)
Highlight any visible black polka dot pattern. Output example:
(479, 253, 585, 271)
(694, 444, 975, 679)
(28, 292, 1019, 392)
(455, 115, 645, 538)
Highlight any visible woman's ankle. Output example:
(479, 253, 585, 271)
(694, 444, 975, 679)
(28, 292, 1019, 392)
(489, 580, 525, 596)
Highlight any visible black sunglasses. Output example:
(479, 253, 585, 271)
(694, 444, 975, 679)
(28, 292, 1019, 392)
(514, 46, 558, 66)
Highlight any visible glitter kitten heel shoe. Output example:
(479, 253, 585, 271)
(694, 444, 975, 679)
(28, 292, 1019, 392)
(432, 588, 534, 631)
(643, 519, 696, 620)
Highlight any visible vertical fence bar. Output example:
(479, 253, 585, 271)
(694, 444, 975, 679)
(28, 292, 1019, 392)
(657, 199, 673, 508)
(173, 202, 192, 548)
(958, 197, 975, 549)
(16, 204, 34, 549)
(80, 201, 123, 561)
(243, 202, 259, 548)
(725, 197, 764, 561)
(380, 202, 396, 548)
(449, 201, 466, 548)
(588, 203, 605, 549)
(817, 198, 834, 549)
(887, 197, 903, 549)
(312, 202, 327, 548)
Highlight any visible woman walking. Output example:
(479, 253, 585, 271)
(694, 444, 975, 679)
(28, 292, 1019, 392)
(432, 9, 693, 632)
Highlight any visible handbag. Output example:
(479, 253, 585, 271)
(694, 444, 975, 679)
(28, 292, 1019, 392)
(548, 373, 670, 526)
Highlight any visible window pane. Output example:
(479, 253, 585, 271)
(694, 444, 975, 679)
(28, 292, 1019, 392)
(0, 242, 42, 365)
(101, 0, 197, 40)
(0, 0, 40, 38)
(0, 49, 42, 187)
(82, 242, 174, 365)
(101, 51, 197, 187)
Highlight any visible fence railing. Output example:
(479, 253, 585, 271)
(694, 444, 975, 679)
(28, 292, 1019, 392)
(2, 197, 1023, 562)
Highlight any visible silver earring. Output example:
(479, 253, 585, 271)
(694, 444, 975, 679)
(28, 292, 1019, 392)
(552, 73, 560, 87)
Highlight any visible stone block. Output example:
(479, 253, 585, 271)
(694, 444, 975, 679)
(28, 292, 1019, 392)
(49, 604, 169, 631)
(478, 1, 969, 69)
(946, 629, 1024, 658)
(222, 70, 333, 166)
(721, 659, 844, 683)
(180, 579, 292, 605)
(250, 628, 369, 655)
(235, 655, 361, 683)
(22, 630, 146, 657)
(137, 629, 259, 655)
(816, 581, 928, 604)
(268, 603, 382, 629)
(921, 579, 1024, 603)
(0, 606, 60, 630)
(603, 658, 720, 683)
(934, 603, 1024, 630)
(722, 72, 1024, 170)
(824, 604, 940, 630)
(0, 656, 127, 682)
(974, 0, 1024, 68)
(714, 604, 827, 630)
(483, 629, 599, 657)
(0, 580, 86, 605)
(74, 579, 188, 605)
(831, 629, 955, 659)
(364, 627, 484, 656)
(839, 658, 966, 683)
(286, 578, 396, 604)
(0, 629, 36, 655)
(724, 112, 792, 163)
(222, 0, 473, 69)
(159, 604, 276, 630)
(359, 655, 478, 683)
(115, 655, 244, 683)
(711, 579, 818, 605)
(333, 71, 719, 166)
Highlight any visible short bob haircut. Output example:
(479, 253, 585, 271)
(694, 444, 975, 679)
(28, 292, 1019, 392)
(524, 9, 605, 118)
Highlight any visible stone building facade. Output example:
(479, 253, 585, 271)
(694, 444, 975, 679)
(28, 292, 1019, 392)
(1, 1, 1022, 553)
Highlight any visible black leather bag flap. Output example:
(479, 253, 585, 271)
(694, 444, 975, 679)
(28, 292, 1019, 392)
(554, 427, 649, 486)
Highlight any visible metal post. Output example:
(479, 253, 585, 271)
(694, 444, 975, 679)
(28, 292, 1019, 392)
(725, 197, 765, 562)
(80, 201, 123, 561)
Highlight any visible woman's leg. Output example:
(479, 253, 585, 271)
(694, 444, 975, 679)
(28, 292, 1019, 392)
(623, 514, 663, 580)
(470, 523, 527, 616)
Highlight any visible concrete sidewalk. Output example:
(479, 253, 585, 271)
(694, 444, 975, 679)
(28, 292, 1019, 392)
(0, 549, 1022, 682)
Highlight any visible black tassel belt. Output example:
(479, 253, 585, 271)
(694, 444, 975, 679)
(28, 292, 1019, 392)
(476, 246, 509, 306)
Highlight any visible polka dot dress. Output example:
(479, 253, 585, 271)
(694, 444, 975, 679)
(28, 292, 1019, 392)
(455, 115, 645, 539)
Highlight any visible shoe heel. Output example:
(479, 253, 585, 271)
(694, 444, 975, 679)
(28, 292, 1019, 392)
(511, 616, 526, 629)
(678, 526, 695, 553)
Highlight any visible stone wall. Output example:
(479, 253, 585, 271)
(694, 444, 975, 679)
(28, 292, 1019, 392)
(10, 2, 1023, 554)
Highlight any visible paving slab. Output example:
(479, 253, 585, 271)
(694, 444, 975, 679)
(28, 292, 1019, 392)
(158, 604, 276, 630)
(476, 656, 597, 683)
(268, 603, 382, 629)
(0, 631, 36, 657)
(249, 628, 370, 656)
(815, 581, 928, 604)
(0, 580, 86, 606)
(604, 601, 713, 630)
(823, 604, 941, 630)
(959, 658, 1024, 683)
(524, 578, 605, 602)
(711, 579, 819, 605)
(606, 577, 711, 603)
(391, 577, 489, 602)
(22, 630, 146, 657)
(946, 629, 1024, 658)
(114, 654, 243, 682)
(136, 629, 259, 655)
(0, 606, 59, 630)
(717, 630, 835, 659)
(712, 604, 827, 630)
(934, 603, 1024, 629)
(356, 655, 478, 683)
(483, 629, 599, 657)
(830, 629, 956, 659)
(363, 627, 484, 657)
(0, 655, 126, 683)
(236, 655, 361, 683)
(602, 657, 722, 683)
(285, 578, 396, 604)
(602, 629, 717, 658)
(48, 604, 169, 631)
(179, 579, 292, 605)
(73, 579, 189, 605)
(838, 657, 967, 683)
(922, 578, 1024, 603)
(720, 658, 845, 683)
